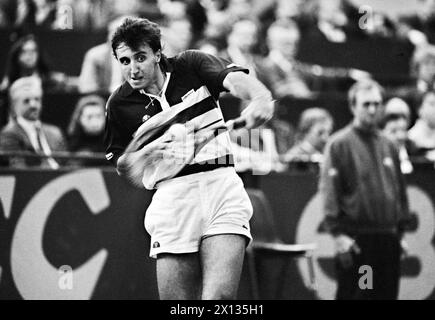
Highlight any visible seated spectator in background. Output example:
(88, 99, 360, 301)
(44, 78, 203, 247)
(256, 19, 312, 98)
(379, 112, 414, 174)
(78, 15, 128, 94)
(66, 94, 107, 166)
(161, 18, 193, 56)
(272, 0, 316, 32)
(257, 18, 370, 97)
(309, 0, 349, 43)
(410, 45, 435, 94)
(391, 45, 435, 115)
(283, 107, 333, 163)
(0, 76, 66, 168)
(397, 0, 435, 45)
(67, 94, 106, 153)
(159, 0, 206, 49)
(0, 34, 76, 93)
(55, 0, 112, 30)
(219, 19, 261, 78)
(0, 0, 56, 31)
(384, 97, 412, 123)
(230, 103, 292, 174)
(408, 90, 435, 160)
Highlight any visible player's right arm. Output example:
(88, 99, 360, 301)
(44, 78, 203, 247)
(223, 71, 275, 129)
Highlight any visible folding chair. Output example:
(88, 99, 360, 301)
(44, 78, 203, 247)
(245, 188, 317, 299)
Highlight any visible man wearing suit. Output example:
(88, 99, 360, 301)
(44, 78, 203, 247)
(0, 76, 66, 168)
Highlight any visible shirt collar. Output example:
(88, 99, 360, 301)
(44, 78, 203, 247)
(16, 117, 41, 132)
(139, 72, 171, 98)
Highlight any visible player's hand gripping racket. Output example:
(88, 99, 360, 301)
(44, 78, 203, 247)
(120, 118, 246, 189)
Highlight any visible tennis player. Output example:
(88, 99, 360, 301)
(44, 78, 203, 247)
(104, 17, 274, 300)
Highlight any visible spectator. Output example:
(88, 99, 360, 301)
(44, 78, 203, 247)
(256, 18, 370, 97)
(66, 94, 107, 166)
(257, 0, 317, 38)
(284, 107, 333, 162)
(379, 112, 414, 174)
(67, 94, 106, 153)
(230, 104, 292, 174)
(33, 0, 58, 28)
(391, 45, 435, 115)
(311, 0, 349, 43)
(220, 19, 261, 78)
(78, 15, 128, 94)
(397, 0, 435, 45)
(54, 0, 112, 31)
(200, 0, 232, 51)
(319, 79, 410, 300)
(408, 90, 435, 160)
(0, 34, 76, 93)
(0, 76, 66, 168)
(161, 18, 193, 56)
(411, 45, 435, 94)
(256, 19, 312, 98)
(384, 97, 412, 123)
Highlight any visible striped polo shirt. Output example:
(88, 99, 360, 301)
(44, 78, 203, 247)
(104, 49, 248, 181)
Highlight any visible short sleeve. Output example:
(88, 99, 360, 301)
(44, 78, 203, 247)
(181, 50, 249, 96)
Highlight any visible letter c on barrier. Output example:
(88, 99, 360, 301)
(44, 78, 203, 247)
(0, 176, 16, 285)
(10, 170, 110, 300)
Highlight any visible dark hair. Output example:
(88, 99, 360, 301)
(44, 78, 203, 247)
(2, 34, 50, 89)
(67, 94, 106, 153)
(111, 17, 162, 59)
(378, 112, 408, 130)
(68, 94, 106, 136)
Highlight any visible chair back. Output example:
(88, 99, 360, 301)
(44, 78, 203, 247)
(246, 188, 282, 244)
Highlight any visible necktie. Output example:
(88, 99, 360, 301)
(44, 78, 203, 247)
(35, 125, 60, 169)
(35, 126, 44, 152)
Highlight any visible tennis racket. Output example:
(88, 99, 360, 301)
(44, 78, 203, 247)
(121, 118, 246, 189)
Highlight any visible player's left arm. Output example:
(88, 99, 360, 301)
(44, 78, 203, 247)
(223, 71, 275, 129)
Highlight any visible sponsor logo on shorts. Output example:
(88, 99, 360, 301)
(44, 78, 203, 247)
(105, 153, 113, 160)
(153, 241, 160, 248)
(242, 225, 248, 230)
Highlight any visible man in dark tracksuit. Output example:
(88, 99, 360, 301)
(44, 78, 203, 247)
(319, 79, 410, 300)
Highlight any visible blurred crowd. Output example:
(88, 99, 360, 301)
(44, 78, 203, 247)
(0, 0, 435, 171)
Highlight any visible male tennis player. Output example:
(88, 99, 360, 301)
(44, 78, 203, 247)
(104, 17, 274, 300)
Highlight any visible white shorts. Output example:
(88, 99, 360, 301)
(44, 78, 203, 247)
(144, 167, 253, 258)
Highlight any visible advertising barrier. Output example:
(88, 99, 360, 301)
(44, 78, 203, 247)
(0, 165, 434, 300)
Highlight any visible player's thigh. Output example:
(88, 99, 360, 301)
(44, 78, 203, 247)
(156, 253, 201, 300)
(200, 234, 247, 300)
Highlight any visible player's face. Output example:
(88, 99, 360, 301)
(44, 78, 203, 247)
(115, 42, 161, 90)
(352, 88, 383, 130)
